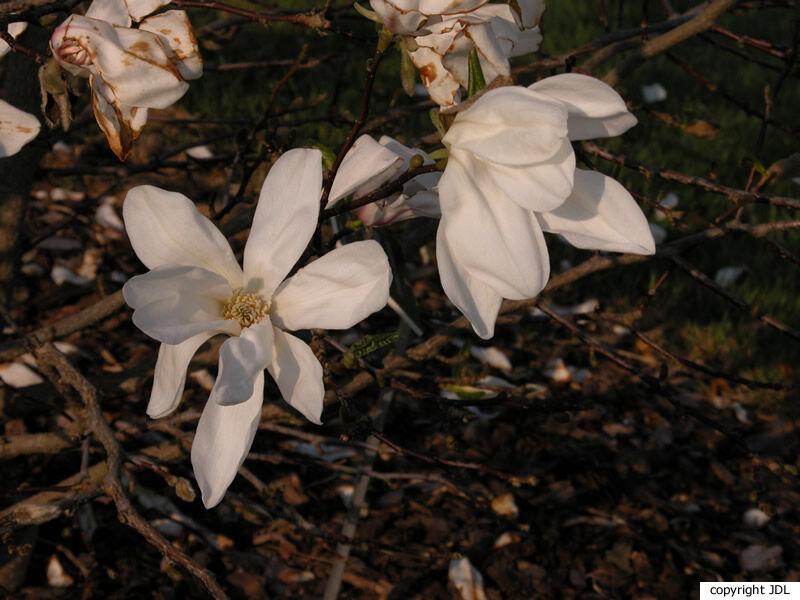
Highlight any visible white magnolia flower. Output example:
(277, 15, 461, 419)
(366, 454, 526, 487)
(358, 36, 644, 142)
(122, 149, 393, 507)
(0, 99, 40, 158)
(410, 1, 544, 106)
(329, 134, 441, 226)
(437, 73, 654, 338)
(369, 0, 489, 35)
(50, 10, 201, 160)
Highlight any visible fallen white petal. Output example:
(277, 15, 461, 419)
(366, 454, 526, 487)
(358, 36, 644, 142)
(0, 99, 40, 158)
(448, 557, 488, 600)
(0, 362, 44, 387)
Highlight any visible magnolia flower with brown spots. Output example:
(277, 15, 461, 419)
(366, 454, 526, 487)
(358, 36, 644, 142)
(122, 149, 392, 507)
(409, 1, 544, 106)
(50, 8, 201, 160)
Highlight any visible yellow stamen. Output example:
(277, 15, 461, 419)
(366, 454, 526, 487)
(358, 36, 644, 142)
(221, 291, 269, 328)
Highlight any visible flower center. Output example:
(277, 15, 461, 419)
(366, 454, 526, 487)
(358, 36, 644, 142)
(221, 291, 269, 328)
(57, 39, 92, 66)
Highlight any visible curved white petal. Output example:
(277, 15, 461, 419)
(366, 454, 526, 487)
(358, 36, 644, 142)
(537, 169, 656, 254)
(86, 0, 132, 26)
(327, 135, 404, 207)
(409, 45, 462, 106)
(0, 100, 40, 158)
(270, 240, 392, 331)
(123, 185, 243, 288)
(440, 154, 550, 299)
(123, 265, 238, 344)
(127, 0, 171, 21)
(147, 332, 214, 418)
(90, 76, 148, 161)
(212, 321, 274, 406)
(86, 0, 171, 24)
(436, 224, 502, 339)
(443, 87, 568, 166)
(369, 0, 489, 34)
(529, 73, 638, 140)
(139, 11, 203, 80)
(266, 329, 324, 425)
(479, 138, 575, 213)
(191, 371, 264, 508)
(243, 149, 322, 297)
(513, 0, 545, 28)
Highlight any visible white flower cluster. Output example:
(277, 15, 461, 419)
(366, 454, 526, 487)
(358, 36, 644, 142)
(0, 0, 656, 507)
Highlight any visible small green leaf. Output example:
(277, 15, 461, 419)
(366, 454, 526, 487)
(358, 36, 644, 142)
(353, 2, 381, 23)
(429, 108, 446, 137)
(427, 147, 449, 161)
(342, 332, 401, 369)
(467, 47, 486, 97)
(441, 383, 489, 400)
(401, 48, 417, 97)
(312, 143, 337, 170)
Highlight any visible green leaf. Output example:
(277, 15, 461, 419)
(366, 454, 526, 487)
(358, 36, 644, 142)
(341, 332, 401, 369)
(467, 47, 486, 97)
(312, 143, 337, 171)
(353, 2, 381, 23)
(427, 147, 449, 161)
(401, 48, 417, 97)
(429, 108, 446, 137)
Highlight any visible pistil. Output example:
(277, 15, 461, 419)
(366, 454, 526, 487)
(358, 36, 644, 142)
(221, 291, 269, 328)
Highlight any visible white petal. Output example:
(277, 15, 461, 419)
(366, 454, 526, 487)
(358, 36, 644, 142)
(410, 44, 463, 107)
(267, 329, 324, 425)
(440, 154, 550, 299)
(126, 0, 171, 21)
(369, 0, 489, 34)
(436, 225, 502, 339)
(537, 169, 656, 254)
(0, 100, 40, 158)
(480, 138, 575, 212)
(212, 321, 274, 406)
(356, 188, 441, 226)
(443, 87, 568, 166)
(123, 185, 243, 288)
(243, 149, 322, 296)
(86, 0, 132, 26)
(148, 332, 214, 418)
(90, 77, 148, 161)
(270, 240, 392, 331)
(512, 0, 545, 28)
(327, 135, 404, 207)
(191, 371, 264, 508)
(139, 11, 203, 80)
(123, 265, 238, 344)
(0, 23, 28, 59)
(529, 73, 638, 140)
